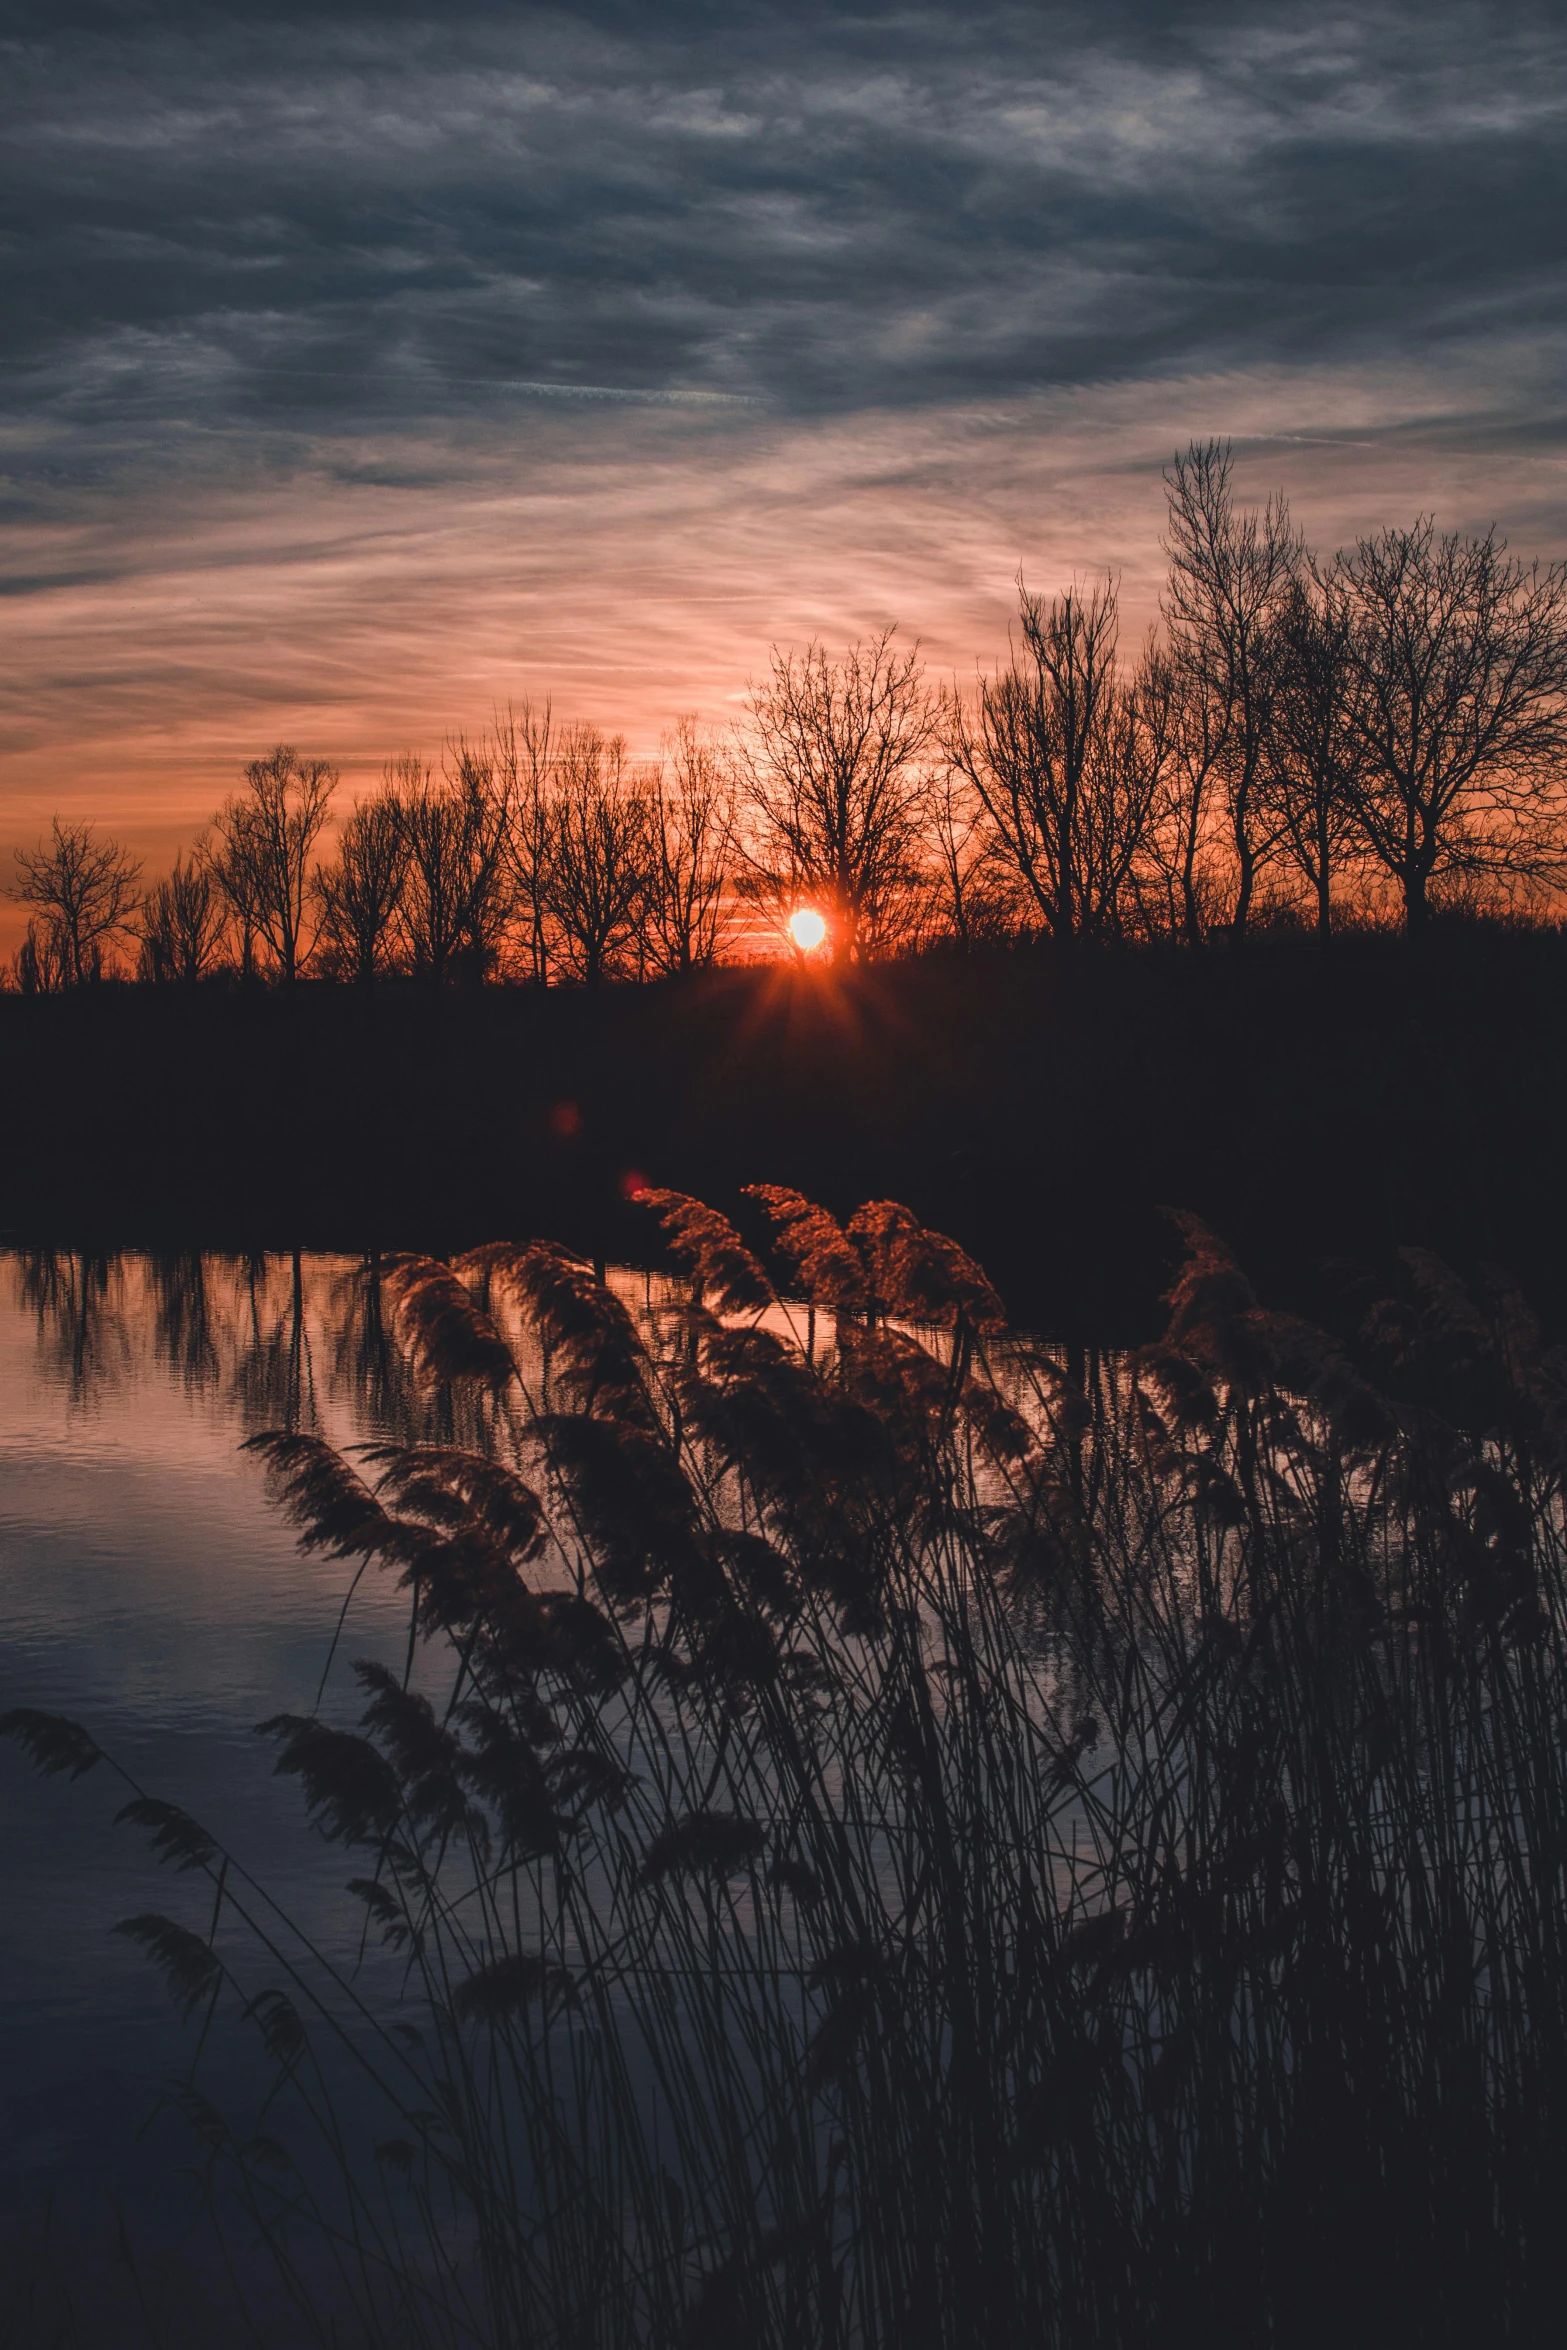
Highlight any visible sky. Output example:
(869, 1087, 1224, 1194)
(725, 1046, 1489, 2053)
(3, 0, 1566, 921)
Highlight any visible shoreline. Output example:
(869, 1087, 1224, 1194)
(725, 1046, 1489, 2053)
(3, 927, 1563, 1339)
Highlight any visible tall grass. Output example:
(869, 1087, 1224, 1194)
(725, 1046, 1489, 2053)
(7, 1195, 1567, 2347)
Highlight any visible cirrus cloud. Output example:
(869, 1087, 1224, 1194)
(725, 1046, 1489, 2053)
(2, 0, 1565, 918)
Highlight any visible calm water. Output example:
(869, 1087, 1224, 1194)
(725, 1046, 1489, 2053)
(0, 1248, 506, 2272)
(10, 1244, 1539, 2345)
(0, 1246, 1072, 2335)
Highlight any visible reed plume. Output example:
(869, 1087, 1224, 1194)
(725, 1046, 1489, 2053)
(382, 1253, 518, 1395)
(743, 1185, 867, 1310)
(8, 1192, 1567, 2350)
(641, 1188, 776, 1314)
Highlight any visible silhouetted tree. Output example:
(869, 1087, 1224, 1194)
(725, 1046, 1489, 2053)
(137, 849, 226, 984)
(391, 749, 514, 985)
(1325, 520, 1567, 929)
(21, 466, 1567, 996)
(1162, 442, 1299, 940)
(644, 719, 736, 975)
(494, 702, 559, 986)
(13, 920, 67, 995)
(10, 818, 143, 986)
(449, 744, 518, 977)
(947, 580, 1167, 940)
(1142, 639, 1226, 945)
(211, 747, 335, 984)
(947, 580, 1116, 940)
(1259, 579, 1366, 938)
(737, 628, 935, 960)
(317, 792, 409, 985)
(544, 726, 653, 985)
(922, 764, 1022, 949)
(214, 827, 264, 982)
(1080, 651, 1177, 940)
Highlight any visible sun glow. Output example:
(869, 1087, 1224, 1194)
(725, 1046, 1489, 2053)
(787, 906, 828, 954)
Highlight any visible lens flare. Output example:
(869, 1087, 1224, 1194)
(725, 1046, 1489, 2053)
(788, 906, 828, 954)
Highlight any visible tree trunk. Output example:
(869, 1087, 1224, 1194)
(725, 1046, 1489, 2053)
(1054, 792, 1076, 941)
(1231, 824, 1257, 940)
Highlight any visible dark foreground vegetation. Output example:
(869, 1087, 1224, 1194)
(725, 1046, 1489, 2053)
(2, 922, 1566, 1336)
(6, 1188, 1567, 2347)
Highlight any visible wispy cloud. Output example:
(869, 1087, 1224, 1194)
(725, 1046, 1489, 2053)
(2, 0, 1565, 908)
(7, 2, 1565, 443)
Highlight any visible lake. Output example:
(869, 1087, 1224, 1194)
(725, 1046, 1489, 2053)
(0, 1251, 503, 2321)
(3, 1235, 1559, 2349)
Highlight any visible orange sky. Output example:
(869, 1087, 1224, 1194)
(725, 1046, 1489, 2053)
(8, 1, 1567, 966)
(5, 360, 1566, 960)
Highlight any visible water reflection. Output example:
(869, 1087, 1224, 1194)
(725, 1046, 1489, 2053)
(4, 1240, 1562, 2347)
(0, 1247, 468, 2248)
(12, 1244, 914, 1452)
(18, 1249, 126, 1401)
(10, 1244, 652, 1442)
(1, 1245, 826, 2278)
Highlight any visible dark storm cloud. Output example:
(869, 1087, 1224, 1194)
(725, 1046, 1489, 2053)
(4, 0, 1564, 479)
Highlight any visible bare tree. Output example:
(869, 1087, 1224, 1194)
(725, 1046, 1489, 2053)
(947, 579, 1117, 940)
(317, 793, 410, 985)
(1110, 642, 1211, 944)
(1324, 520, 1567, 930)
(921, 763, 1023, 949)
(494, 703, 559, 986)
(211, 747, 335, 984)
(1162, 442, 1300, 940)
(390, 749, 514, 985)
(13, 921, 67, 994)
(1079, 650, 1177, 941)
(1141, 641, 1227, 946)
(947, 579, 1164, 940)
(544, 726, 654, 986)
(214, 825, 264, 982)
(11, 817, 143, 986)
(448, 743, 517, 976)
(736, 629, 935, 960)
(386, 754, 451, 979)
(1259, 578, 1367, 937)
(138, 849, 226, 984)
(644, 718, 736, 975)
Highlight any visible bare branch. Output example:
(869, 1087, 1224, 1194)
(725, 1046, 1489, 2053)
(643, 718, 737, 976)
(735, 628, 935, 961)
(11, 818, 143, 987)
(210, 748, 336, 984)
(1326, 520, 1567, 929)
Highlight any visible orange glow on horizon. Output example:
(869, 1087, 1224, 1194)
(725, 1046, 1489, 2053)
(788, 906, 828, 955)
(5, 375, 1550, 966)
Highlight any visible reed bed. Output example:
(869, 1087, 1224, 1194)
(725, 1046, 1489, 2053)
(7, 1193, 1567, 2348)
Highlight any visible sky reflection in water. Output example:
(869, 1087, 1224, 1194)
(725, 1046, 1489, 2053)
(0, 1249, 474, 2225)
(0, 1241, 1053, 2274)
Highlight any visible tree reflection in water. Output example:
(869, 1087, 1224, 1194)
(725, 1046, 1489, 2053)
(6, 1202, 1567, 2349)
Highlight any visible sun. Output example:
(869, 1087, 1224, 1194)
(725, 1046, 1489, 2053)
(787, 906, 828, 954)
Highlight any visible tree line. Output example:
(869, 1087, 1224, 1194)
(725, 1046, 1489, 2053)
(11, 441, 1567, 992)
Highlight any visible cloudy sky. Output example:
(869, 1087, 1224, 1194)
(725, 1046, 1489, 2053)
(3, 0, 1565, 897)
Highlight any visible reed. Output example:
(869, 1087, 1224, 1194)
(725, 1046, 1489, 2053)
(7, 1196, 1567, 2347)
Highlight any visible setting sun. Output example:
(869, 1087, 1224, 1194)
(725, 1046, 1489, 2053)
(788, 906, 828, 954)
